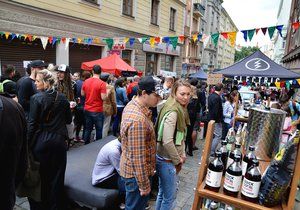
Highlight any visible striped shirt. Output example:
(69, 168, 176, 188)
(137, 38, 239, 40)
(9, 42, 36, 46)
(120, 97, 156, 191)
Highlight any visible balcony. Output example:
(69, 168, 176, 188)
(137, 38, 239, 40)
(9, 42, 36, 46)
(184, 26, 191, 36)
(193, 3, 205, 17)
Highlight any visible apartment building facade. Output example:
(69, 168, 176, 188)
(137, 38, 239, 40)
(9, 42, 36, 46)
(217, 7, 237, 69)
(0, 0, 186, 76)
(282, 0, 300, 72)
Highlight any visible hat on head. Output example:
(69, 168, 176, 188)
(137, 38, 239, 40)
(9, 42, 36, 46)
(100, 72, 110, 81)
(56, 64, 70, 72)
(30, 60, 47, 68)
(138, 76, 163, 98)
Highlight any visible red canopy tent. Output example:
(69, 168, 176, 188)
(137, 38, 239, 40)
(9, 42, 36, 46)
(81, 53, 137, 76)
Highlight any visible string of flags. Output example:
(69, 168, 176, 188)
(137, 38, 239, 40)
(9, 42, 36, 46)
(0, 21, 299, 50)
(237, 79, 300, 90)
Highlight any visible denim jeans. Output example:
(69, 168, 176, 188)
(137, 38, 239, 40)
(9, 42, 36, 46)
(83, 110, 104, 144)
(210, 122, 223, 155)
(122, 176, 152, 210)
(155, 158, 178, 210)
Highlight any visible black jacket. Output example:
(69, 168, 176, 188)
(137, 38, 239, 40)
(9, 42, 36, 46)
(0, 94, 27, 210)
(208, 92, 223, 123)
(17, 76, 37, 114)
(27, 90, 72, 143)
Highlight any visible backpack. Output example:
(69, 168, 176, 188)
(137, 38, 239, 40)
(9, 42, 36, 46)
(0, 80, 11, 93)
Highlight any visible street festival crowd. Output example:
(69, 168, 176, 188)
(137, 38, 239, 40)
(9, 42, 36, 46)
(0, 60, 299, 210)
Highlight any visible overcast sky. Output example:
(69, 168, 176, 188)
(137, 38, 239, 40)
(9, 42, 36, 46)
(222, 0, 281, 47)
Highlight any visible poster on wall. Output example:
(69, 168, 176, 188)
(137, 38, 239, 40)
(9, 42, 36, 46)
(207, 74, 223, 85)
(160, 69, 177, 77)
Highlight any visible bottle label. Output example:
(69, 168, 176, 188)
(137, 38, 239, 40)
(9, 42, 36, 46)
(205, 169, 222, 188)
(241, 178, 261, 198)
(224, 172, 242, 192)
(226, 157, 234, 169)
(242, 161, 248, 176)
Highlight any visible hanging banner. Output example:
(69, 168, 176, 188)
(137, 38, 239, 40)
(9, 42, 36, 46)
(207, 74, 223, 85)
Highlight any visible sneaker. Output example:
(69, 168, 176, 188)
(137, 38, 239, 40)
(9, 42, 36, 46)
(119, 203, 125, 210)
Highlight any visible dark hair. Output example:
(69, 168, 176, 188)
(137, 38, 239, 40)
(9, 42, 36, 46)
(282, 105, 291, 117)
(189, 78, 198, 87)
(279, 94, 290, 105)
(82, 71, 91, 81)
(4, 65, 15, 76)
(57, 71, 74, 101)
(115, 78, 124, 88)
(26, 63, 31, 75)
(214, 83, 223, 91)
(93, 65, 101, 74)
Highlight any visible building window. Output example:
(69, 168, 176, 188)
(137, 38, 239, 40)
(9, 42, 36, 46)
(123, 0, 133, 16)
(122, 50, 132, 65)
(151, 0, 159, 25)
(164, 55, 174, 71)
(146, 53, 158, 75)
(169, 8, 176, 31)
(83, 0, 99, 5)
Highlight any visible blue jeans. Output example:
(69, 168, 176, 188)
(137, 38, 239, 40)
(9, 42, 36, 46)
(156, 158, 178, 210)
(122, 177, 152, 210)
(83, 110, 104, 144)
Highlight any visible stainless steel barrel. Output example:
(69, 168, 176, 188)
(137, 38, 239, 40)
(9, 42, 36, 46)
(246, 107, 286, 161)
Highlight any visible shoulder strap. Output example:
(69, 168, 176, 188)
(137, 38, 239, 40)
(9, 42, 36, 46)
(0, 79, 11, 93)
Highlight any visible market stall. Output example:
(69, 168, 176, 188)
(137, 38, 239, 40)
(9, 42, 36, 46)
(81, 53, 137, 77)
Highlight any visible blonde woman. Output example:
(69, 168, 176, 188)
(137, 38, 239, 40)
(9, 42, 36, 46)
(155, 79, 191, 210)
(26, 69, 72, 210)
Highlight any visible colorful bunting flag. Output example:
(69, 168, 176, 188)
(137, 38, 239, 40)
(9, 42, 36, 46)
(192, 34, 197, 42)
(197, 34, 202, 41)
(286, 80, 290, 89)
(248, 29, 255, 41)
(149, 37, 155, 48)
(202, 34, 210, 48)
(275, 82, 280, 89)
(65, 38, 70, 50)
(11, 33, 16, 40)
(124, 37, 129, 44)
(48, 37, 53, 44)
(255, 28, 260, 34)
(297, 79, 300, 85)
(104, 38, 114, 50)
(162, 37, 170, 44)
(72, 38, 77, 43)
(261, 27, 267, 35)
(5, 32, 10, 39)
(129, 38, 135, 47)
(276, 25, 284, 37)
(32, 35, 37, 41)
(228, 31, 237, 46)
(28, 35, 33, 42)
(221, 32, 228, 39)
(61, 37, 66, 44)
(179, 35, 185, 42)
(77, 38, 82, 44)
(52, 37, 57, 46)
(40, 36, 48, 49)
(211, 33, 219, 47)
(241, 30, 248, 42)
(268, 26, 276, 39)
(292, 22, 300, 30)
(154, 37, 161, 43)
(138, 37, 148, 44)
(169, 37, 178, 49)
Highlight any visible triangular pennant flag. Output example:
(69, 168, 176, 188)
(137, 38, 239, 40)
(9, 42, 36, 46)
(72, 38, 77, 43)
(197, 34, 202, 41)
(247, 29, 255, 41)
(268, 26, 276, 39)
(104, 38, 114, 49)
(4, 32, 10, 39)
(228, 31, 237, 46)
(56, 37, 61, 44)
(124, 37, 129, 44)
(211, 33, 219, 47)
(23, 34, 28, 41)
(77, 38, 82, 44)
(138, 37, 147, 44)
(286, 80, 291, 89)
(28, 35, 33, 42)
(261, 27, 267, 35)
(61, 37, 66, 44)
(93, 38, 100, 44)
(202, 34, 210, 48)
(292, 22, 300, 30)
(293, 79, 298, 85)
(48, 37, 53, 44)
(15, 34, 19, 38)
(65, 38, 70, 50)
(0, 32, 4, 37)
(297, 79, 300, 85)
(255, 28, 260, 34)
(129, 38, 135, 47)
(88, 38, 93, 44)
(154, 37, 161, 43)
(221, 32, 228, 39)
(11, 33, 16, 40)
(169, 36, 178, 49)
(32, 36, 37, 41)
(52, 37, 57, 46)
(276, 25, 284, 37)
(149, 37, 155, 48)
(275, 82, 280, 89)
(241, 30, 248, 42)
(40, 36, 48, 50)
(162, 37, 170, 44)
(192, 34, 197, 42)
(179, 35, 185, 42)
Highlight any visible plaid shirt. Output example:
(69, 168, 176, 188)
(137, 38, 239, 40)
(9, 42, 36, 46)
(120, 97, 156, 191)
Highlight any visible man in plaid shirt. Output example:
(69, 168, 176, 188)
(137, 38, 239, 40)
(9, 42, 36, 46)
(120, 76, 162, 210)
